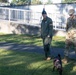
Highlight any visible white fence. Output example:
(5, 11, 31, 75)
(0, 7, 66, 31)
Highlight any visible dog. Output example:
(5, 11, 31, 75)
(52, 54, 62, 75)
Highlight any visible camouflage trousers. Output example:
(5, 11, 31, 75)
(64, 29, 76, 56)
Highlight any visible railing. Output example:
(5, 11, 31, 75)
(0, 7, 66, 31)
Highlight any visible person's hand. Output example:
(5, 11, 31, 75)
(47, 35, 50, 38)
(47, 35, 52, 40)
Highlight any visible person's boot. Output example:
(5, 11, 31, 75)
(46, 57, 51, 60)
(62, 56, 68, 64)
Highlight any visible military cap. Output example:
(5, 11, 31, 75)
(68, 9, 75, 15)
(42, 8, 47, 14)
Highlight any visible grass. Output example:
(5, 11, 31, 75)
(0, 34, 75, 75)
(0, 49, 76, 75)
(0, 34, 65, 48)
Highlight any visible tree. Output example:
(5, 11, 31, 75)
(46, 0, 52, 4)
(31, 0, 42, 5)
(62, 0, 76, 3)
(12, 0, 31, 5)
(0, 0, 8, 2)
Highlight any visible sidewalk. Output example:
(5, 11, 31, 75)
(0, 42, 76, 59)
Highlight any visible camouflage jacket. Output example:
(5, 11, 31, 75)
(66, 17, 76, 31)
(41, 16, 53, 38)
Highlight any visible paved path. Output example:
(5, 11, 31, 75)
(0, 42, 76, 59)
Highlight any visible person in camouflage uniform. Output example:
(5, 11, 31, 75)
(63, 9, 76, 63)
(41, 8, 53, 60)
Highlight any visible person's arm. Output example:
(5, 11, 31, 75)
(66, 20, 69, 31)
(48, 18, 53, 38)
(66, 18, 70, 31)
(40, 17, 43, 38)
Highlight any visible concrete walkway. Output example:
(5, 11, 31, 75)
(0, 42, 76, 59)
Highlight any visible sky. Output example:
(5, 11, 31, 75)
(8, 0, 12, 3)
(8, 0, 62, 3)
(51, 0, 61, 3)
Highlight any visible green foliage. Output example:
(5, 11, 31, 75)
(31, 0, 42, 5)
(46, 0, 52, 4)
(12, 0, 17, 4)
(12, 0, 31, 5)
(0, 0, 7, 2)
(62, 0, 76, 3)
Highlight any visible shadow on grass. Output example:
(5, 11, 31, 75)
(0, 50, 54, 75)
(0, 49, 76, 75)
(52, 41, 65, 48)
(0, 34, 65, 48)
(63, 61, 76, 75)
(0, 34, 42, 46)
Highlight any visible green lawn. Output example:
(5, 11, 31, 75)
(0, 49, 76, 75)
(0, 34, 65, 48)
